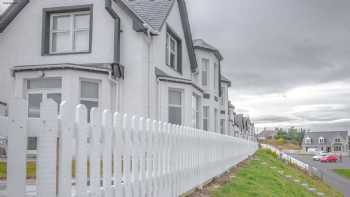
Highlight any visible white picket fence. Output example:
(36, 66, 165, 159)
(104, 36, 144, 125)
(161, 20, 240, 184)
(261, 144, 309, 170)
(0, 98, 258, 197)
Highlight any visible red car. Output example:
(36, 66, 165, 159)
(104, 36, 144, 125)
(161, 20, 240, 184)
(320, 155, 337, 163)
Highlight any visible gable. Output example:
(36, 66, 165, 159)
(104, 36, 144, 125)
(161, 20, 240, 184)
(118, 0, 198, 72)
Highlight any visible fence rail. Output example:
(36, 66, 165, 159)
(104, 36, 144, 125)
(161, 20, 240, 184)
(0, 98, 258, 197)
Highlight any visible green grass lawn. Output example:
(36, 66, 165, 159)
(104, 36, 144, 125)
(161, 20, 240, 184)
(334, 169, 350, 180)
(212, 149, 342, 197)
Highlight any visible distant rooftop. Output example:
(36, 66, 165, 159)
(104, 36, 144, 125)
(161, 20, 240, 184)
(193, 38, 223, 60)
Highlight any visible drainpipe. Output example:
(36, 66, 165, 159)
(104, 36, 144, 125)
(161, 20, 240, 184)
(143, 23, 159, 118)
(105, 0, 121, 112)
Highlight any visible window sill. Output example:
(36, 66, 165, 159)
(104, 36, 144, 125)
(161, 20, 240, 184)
(42, 50, 91, 56)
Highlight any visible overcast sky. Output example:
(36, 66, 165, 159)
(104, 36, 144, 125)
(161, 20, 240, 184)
(187, 0, 350, 131)
(1, 1, 349, 131)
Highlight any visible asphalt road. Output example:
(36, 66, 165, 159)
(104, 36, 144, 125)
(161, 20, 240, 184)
(289, 154, 350, 197)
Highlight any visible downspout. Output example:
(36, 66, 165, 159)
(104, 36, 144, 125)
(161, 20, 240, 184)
(105, 0, 121, 112)
(143, 23, 159, 118)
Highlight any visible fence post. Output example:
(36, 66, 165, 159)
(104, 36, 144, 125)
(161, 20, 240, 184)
(7, 98, 28, 197)
(58, 101, 74, 197)
(37, 99, 59, 197)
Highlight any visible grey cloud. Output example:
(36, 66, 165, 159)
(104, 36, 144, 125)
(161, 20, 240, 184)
(254, 115, 299, 124)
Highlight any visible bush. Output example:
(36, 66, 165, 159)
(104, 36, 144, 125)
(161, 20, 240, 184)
(276, 138, 285, 145)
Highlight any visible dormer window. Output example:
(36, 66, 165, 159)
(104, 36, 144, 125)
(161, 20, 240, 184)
(166, 27, 182, 73)
(42, 5, 93, 55)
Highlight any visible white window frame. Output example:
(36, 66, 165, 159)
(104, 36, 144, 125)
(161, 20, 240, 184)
(49, 11, 91, 54)
(304, 137, 311, 144)
(220, 119, 225, 134)
(214, 108, 218, 133)
(334, 138, 341, 143)
(166, 32, 178, 69)
(26, 78, 62, 117)
(168, 88, 183, 125)
(79, 78, 100, 105)
(214, 63, 219, 93)
(192, 93, 201, 128)
(319, 137, 325, 144)
(201, 58, 209, 87)
(203, 106, 209, 131)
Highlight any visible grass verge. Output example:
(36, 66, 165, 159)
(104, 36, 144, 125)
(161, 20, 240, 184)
(334, 169, 350, 180)
(196, 149, 342, 197)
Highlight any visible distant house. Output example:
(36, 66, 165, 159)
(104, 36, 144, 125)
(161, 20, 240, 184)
(302, 131, 349, 154)
(258, 129, 277, 140)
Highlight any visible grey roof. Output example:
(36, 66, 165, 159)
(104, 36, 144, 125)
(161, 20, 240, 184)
(154, 67, 204, 93)
(303, 131, 349, 146)
(125, 0, 175, 31)
(221, 75, 231, 86)
(0, 0, 29, 33)
(193, 39, 224, 60)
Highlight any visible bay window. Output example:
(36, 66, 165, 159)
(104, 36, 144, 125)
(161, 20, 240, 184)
(27, 78, 62, 118)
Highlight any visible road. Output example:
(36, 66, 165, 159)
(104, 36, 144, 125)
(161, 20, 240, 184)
(289, 154, 350, 197)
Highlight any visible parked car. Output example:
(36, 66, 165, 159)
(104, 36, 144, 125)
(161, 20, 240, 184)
(320, 154, 337, 163)
(312, 151, 328, 161)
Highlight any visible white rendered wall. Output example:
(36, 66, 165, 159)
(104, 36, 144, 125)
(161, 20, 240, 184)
(194, 49, 221, 133)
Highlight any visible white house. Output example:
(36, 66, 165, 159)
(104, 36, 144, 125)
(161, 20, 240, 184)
(0, 0, 236, 135)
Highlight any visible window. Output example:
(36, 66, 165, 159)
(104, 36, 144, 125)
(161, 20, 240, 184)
(319, 137, 325, 144)
(201, 58, 209, 86)
(334, 145, 342, 152)
(214, 108, 218, 133)
(220, 87, 225, 105)
(220, 119, 225, 134)
(214, 63, 219, 93)
(27, 78, 62, 118)
(80, 80, 99, 121)
(192, 94, 200, 128)
(304, 137, 311, 144)
(42, 5, 92, 55)
(203, 106, 209, 131)
(166, 27, 182, 73)
(168, 89, 182, 125)
(334, 138, 341, 143)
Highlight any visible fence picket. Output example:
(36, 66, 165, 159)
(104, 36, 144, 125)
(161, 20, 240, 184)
(90, 108, 102, 197)
(112, 112, 122, 196)
(102, 110, 113, 197)
(1, 100, 258, 197)
(75, 104, 89, 197)
(36, 99, 58, 197)
(7, 98, 28, 197)
(58, 101, 74, 197)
